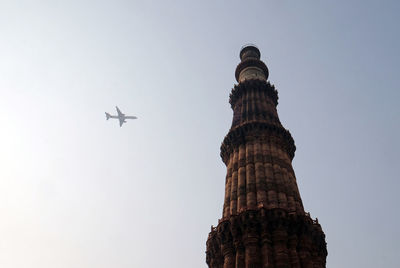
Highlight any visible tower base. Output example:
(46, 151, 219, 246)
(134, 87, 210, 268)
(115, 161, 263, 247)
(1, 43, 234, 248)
(206, 208, 327, 268)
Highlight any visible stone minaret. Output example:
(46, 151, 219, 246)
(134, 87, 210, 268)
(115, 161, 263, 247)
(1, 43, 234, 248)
(206, 45, 327, 268)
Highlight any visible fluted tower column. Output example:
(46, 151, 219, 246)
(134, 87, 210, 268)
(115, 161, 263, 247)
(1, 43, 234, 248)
(206, 45, 327, 268)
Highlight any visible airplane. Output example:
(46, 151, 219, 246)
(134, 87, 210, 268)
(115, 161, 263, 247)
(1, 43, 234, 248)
(105, 106, 137, 127)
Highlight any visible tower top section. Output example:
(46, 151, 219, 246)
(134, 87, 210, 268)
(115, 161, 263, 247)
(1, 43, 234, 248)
(235, 44, 269, 82)
(239, 44, 261, 60)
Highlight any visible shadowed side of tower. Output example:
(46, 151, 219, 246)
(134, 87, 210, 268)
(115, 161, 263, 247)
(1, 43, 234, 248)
(206, 46, 327, 268)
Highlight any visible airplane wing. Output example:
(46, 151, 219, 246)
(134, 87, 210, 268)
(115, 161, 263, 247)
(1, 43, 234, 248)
(116, 106, 123, 117)
(119, 117, 125, 127)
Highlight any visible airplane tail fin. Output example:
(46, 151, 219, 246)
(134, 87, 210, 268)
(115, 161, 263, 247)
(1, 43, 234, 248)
(105, 112, 111, 120)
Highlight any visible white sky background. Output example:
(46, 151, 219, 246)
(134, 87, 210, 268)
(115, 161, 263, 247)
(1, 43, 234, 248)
(0, 1, 399, 267)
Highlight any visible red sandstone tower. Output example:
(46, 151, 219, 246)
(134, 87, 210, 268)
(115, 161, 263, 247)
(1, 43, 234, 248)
(206, 45, 327, 268)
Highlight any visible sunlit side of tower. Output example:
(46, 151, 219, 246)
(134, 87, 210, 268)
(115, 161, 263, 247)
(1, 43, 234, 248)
(206, 46, 327, 268)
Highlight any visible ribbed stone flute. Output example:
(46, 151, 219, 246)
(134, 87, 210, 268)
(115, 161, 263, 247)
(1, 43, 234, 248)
(206, 45, 327, 268)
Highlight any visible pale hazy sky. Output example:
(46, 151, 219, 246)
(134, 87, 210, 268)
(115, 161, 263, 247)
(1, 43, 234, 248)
(0, 1, 399, 267)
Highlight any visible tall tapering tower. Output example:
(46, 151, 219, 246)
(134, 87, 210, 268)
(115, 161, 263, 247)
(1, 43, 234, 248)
(206, 45, 327, 268)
